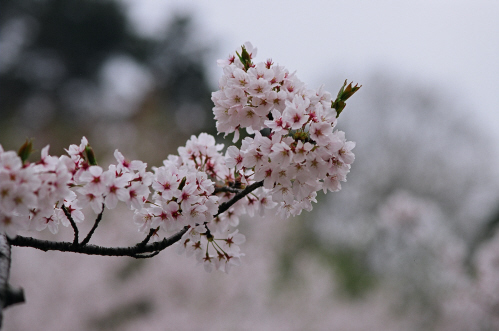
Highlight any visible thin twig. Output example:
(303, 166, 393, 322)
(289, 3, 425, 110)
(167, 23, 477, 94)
(80, 204, 104, 246)
(215, 181, 263, 217)
(136, 227, 160, 248)
(62, 205, 79, 245)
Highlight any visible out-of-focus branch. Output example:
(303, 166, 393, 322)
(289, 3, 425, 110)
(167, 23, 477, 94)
(0, 234, 25, 327)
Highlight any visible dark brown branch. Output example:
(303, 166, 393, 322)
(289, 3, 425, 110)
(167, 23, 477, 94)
(215, 181, 263, 217)
(62, 205, 79, 245)
(214, 186, 241, 194)
(137, 227, 159, 248)
(9, 226, 189, 258)
(80, 205, 104, 246)
(131, 251, 161, 259)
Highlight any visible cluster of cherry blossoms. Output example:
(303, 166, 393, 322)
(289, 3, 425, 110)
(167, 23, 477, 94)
(0, 144, 73, 237)
(213, 42, 356, 218)
(1, 43, 358, 273)
(0, 137, 150, 237)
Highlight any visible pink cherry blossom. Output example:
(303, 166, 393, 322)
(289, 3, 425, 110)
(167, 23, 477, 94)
(310, 122, 333, 146)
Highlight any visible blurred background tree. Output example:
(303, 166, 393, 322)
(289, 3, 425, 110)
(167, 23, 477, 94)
(0, 0, 215, 164)
(275, 73, 499, 328)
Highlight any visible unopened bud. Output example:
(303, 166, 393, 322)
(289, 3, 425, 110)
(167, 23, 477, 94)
(85, 145, 98, 165)
(332, 80, 361, 118)
(178, 176, 187, 191)
(18, 139, 33, 164)
(236, 45, 253, 71)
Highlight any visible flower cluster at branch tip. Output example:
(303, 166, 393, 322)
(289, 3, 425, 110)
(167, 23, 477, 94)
(212, 42, 356, 218)
(0, 43, 357, 273)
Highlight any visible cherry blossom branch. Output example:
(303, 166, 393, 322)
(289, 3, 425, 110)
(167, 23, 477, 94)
(1, 43, 357, 276)
(8, 181, 264, 258)
(8, 227, 189, 257)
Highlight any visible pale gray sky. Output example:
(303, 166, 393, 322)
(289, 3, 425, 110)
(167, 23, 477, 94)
(122, 0, 499, 144)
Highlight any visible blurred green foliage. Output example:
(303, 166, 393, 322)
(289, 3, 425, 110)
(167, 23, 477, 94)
(0, 0, 215, 163)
